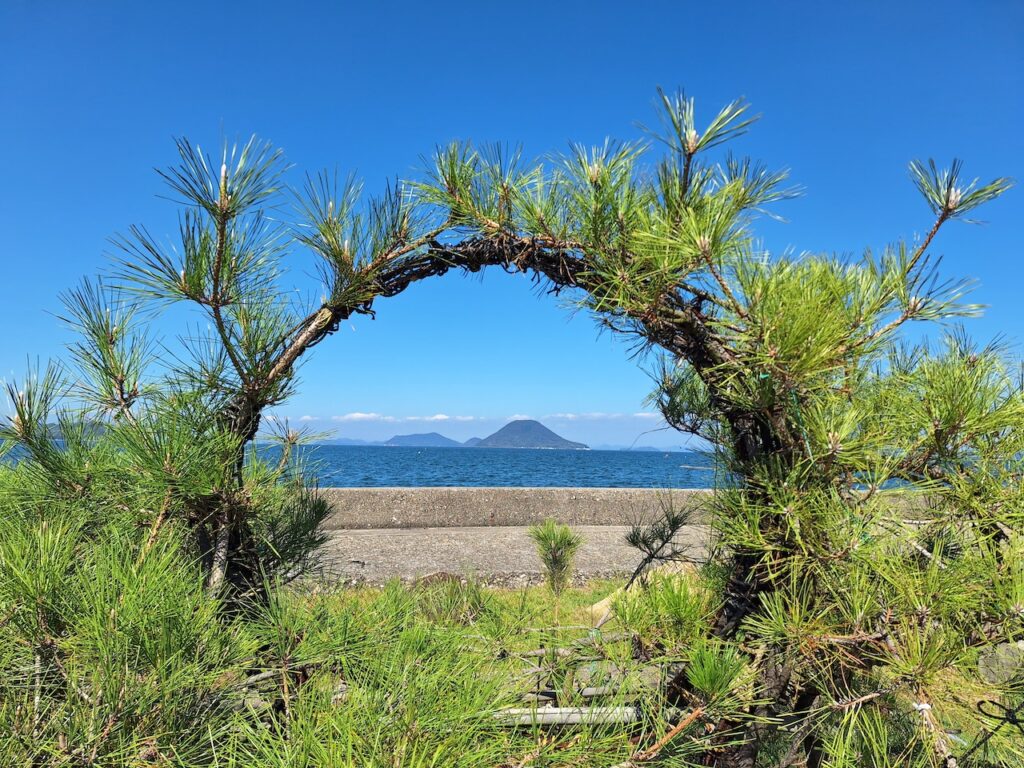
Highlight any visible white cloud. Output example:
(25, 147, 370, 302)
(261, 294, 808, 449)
(332, 412, 397, 422)
(633, 412, 662, 420)
(298, 415, 317, 422)
(507, 414, 533, 421)
(405, 414, 451, 422)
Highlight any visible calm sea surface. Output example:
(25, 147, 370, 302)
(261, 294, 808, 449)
(272, 445, 718, 488)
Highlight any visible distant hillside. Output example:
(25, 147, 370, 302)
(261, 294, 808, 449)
(385, 432, 464, 448)
(323, 437, 381, 446)
(463, 437, 483, 447)
(476, 420, 588, 450)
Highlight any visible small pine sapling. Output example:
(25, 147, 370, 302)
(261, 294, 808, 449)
(529, 519, 583, 629)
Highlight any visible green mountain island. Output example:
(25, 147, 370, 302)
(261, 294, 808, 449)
(475, 419, 588, 450)
(382, 420, 588, 449)
(384, 432, 465, 448)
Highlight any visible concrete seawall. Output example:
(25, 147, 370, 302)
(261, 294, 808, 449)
(320, 487, 712, 529)
(314, 487, 926, 583)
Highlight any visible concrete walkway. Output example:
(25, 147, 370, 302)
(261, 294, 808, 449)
(315, 524, 710, 586)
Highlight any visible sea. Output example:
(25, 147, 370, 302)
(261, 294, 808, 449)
(272, 445, 719, 488)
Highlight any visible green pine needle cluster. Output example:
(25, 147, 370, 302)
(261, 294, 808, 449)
(528, 519, 584, 597)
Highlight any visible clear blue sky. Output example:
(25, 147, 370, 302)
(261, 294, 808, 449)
(1, 1, 1021, 448)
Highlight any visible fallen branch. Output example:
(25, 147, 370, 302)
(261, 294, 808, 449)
(627, 706, 705, 764)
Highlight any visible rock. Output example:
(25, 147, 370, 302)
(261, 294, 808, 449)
(573, 661, 681, 696)
(574, 660, 625, 688)
(979, 641, 1024, 684)
(331, 680, 349, 704)
(637, 663, 683, 691)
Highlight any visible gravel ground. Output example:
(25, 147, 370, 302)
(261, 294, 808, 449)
(314, 524, 710, 586)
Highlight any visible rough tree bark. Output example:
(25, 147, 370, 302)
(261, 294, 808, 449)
(214, 233, 806, 763)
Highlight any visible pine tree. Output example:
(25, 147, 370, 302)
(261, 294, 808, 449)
(4, 89, 1019, 765)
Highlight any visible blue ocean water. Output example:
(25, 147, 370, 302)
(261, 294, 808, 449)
(277, 445, 718, 488)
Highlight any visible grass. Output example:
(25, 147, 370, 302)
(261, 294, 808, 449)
(0, 507, 723, 768)
(0, 434, 727, 767)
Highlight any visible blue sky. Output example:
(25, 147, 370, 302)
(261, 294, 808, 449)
(1, 1, 1021, 448)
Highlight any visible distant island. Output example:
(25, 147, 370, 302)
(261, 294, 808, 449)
(385, 432, 465, 448)
(475, 420, 587, 450)
(379, 419, 588, 450)
(310, 418, 686, 451)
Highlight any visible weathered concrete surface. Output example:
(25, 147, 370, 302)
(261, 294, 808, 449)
(314, 524, 710, 586)
(311, 488, 931, 584)
(319, 487, 712, 530)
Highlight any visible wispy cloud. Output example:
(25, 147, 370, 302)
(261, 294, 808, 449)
(331, 412, 397, 422)
(321, 411, 662, 425)
(405, 414, 452, 422)
(298, 415, 317, 422)
(329, 413, 484, 423)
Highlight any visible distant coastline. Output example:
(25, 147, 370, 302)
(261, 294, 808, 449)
(316, 441, 683, 452)
(381, 419, 587, 450)
(288, 417, 684, 452)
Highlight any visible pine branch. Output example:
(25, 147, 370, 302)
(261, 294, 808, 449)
(210, 164, 250, 387)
